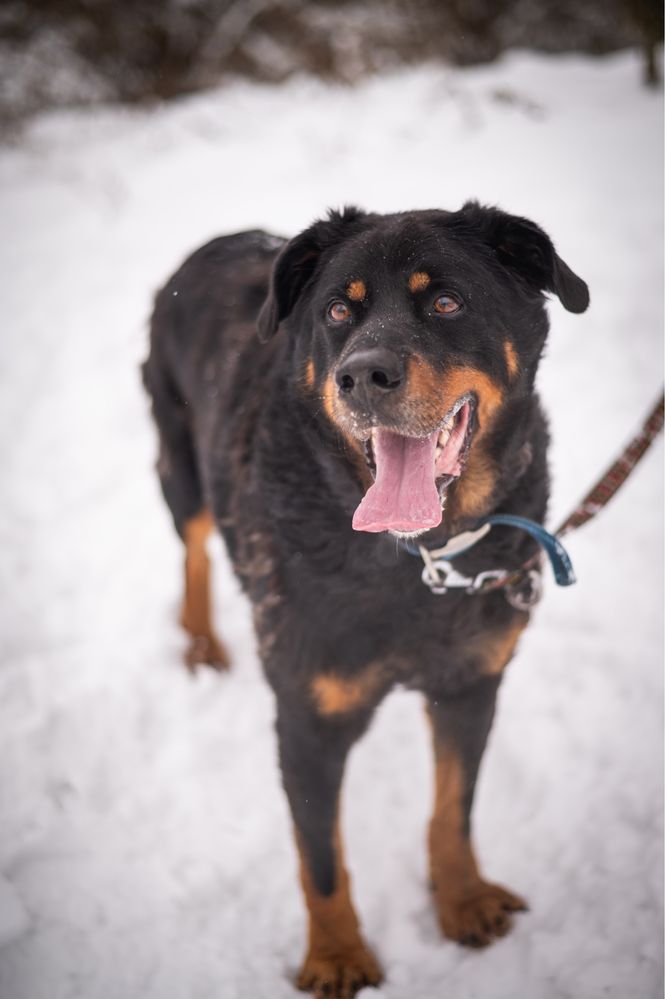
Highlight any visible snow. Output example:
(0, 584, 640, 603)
(0, 49, 662, 999)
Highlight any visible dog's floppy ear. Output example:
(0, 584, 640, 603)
(257, 207, 368, 341)
(257, 231, 321, 342)
(457, 201, 590, 314)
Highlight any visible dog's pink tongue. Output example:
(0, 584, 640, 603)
(352, 429, 441, 533)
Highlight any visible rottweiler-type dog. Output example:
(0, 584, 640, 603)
(143, 202, 589, 998)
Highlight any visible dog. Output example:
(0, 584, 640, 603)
(143, 202, 589, 998)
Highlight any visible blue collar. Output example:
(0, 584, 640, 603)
(402, 513, 576, 591)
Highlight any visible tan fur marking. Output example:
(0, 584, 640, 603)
(469, 616, 529, 676)
(304, 358, 316, 390)
(409, 271, 431, 292)
(429, 748, 480, 897)
(346, 442, 374, 492)
(451, 453, 497, 520)
(440, 366, 504, 436)
(296, 825, 383, 990)
(407, 359, 504, 439)
(405, 358, 506, 522)
(320, 373, 374, 491)
(405, 356, 450, 430)
(346, 279, 366, 302)
(428, 739, 527, 944)
(503, 340, 519, 380)
(322, 373, 337, 424)
(311, 666, 381, 716)
(181, 508, 229, 670)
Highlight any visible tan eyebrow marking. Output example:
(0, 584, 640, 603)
(408, 271, 431, 293)
(503, 340, 519, 380)
(346, 279, 366, 301)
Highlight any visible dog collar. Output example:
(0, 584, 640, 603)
(402, 514, 576, 609)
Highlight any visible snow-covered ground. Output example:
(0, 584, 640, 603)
(0, 50, 662, 999)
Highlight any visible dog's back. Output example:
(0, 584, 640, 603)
(143, 229, 284, 538)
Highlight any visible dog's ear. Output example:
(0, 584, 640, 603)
(257, 231, 321, 342)
(456, 201, 590, 314)
(257, 207, 368, 341)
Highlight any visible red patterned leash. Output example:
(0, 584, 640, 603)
(495, 389, 665, 607)
(555, 390, 664, 537)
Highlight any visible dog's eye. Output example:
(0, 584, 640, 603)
(328, 301, 351, 323)
(433, 294, 462, 315)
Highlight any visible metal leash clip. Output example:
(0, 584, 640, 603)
(468, 568, 511, 592)
(419, 546, 508, 596)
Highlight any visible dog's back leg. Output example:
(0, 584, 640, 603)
(142, 355, 229, 672)
(180, 507, 229, 672)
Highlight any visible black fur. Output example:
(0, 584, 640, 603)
(143, 204, 588, 982)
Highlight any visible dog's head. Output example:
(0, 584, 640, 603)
(258, 203, 589, 538)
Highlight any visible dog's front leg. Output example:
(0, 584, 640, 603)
(426, 675, 527, 948)
(276, 698, 383, 998)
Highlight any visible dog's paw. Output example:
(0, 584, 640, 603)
(436, 880, 528, 948)
(184, 633, 230, 673)
(297, 943, 383, 998)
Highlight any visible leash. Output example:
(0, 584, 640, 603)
(405, 391, 664, 610)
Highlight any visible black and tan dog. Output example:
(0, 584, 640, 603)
(143, 203, 588, 997)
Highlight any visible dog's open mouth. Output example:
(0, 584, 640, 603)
(352, 396, 475, 536)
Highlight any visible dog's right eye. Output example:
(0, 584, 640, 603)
(328, 301, 351, 323)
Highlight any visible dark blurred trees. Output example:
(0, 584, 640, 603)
(0, 0, 662, 126)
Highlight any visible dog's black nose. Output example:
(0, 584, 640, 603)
(335, 348, 404, 402)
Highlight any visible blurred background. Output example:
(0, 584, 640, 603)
(0, 4, 662, 999)
(0, 0, 662, 131)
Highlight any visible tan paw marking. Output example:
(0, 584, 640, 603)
(436, 879, 527, 948)
(297, 943, 383, 998)
(184, 634, 230, 673)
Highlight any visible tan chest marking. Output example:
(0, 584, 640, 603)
(311, 666, 381, 716)
(469, 616, 529, 676)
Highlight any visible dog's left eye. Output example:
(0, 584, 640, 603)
(433, 294, 462, 315)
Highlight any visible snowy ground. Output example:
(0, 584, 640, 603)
(0, 50, 662, 999)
